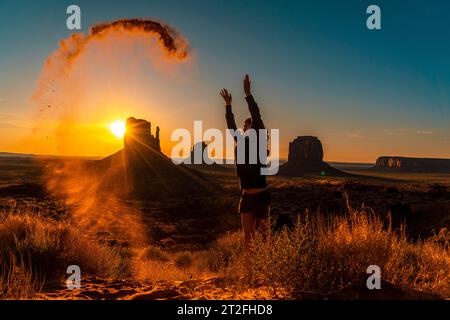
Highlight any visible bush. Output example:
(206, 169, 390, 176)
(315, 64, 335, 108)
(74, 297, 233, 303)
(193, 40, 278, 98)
(141, 245, 169, 262)
(134, 233, 244, 282)
(0, 209, 123, 298)
(0, 253, 43, 300)
(201, 232, 243, 274)
(245, 209, 450, 298)
(174, 252, 192, 270)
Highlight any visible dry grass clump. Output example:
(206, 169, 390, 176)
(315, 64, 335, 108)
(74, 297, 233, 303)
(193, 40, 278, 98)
(140, 245, 169, 262)
(0, 208, 122, 299)
(133, 207, 449, 299)
(0, 253, 43, 299)
(174, 252, 193, 269)
(135, 233, 244, 282)
(245, 207, 449, 298)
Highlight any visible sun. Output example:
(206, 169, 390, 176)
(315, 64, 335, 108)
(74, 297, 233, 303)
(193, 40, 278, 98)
(109, 120, 126, 138)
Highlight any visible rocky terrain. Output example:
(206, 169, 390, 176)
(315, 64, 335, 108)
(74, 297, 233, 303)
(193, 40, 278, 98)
(39, 277, 277, 300)
(38, 276, 440, 300)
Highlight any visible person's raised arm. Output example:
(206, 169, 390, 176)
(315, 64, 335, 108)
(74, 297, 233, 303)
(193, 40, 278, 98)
(243, 75, 265, 130)
(220, 89, 237, 131)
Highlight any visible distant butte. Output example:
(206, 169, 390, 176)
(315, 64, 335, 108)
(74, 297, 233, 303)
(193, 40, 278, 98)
(374, 156, 450, 173)
(278, 136, 345, 176)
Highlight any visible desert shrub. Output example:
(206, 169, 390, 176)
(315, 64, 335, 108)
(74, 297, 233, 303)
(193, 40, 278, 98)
(0, 252, 43, 299)
(0, 209, 123, 295)
(131, 212, 449, 298)
(133, 259, 188, 282)
(140, 245, 169, 262)
(134, 233, 244, 282)
(201, 232, 243, 273)
(241, 208, 449, 298)
(304, 209, 396, 292)
(249, 220, 311, 293)
(384, 233, 449, 297)
(174, 252, 193, 269)
(135, 247, 194, 281)
(135, 249, 212, 282)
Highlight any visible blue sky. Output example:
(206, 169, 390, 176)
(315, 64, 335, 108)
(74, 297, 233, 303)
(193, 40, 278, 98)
(0, 0, 449, 161)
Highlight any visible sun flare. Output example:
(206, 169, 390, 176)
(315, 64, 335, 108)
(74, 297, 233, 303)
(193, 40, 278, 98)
(109, 120, 126, 138)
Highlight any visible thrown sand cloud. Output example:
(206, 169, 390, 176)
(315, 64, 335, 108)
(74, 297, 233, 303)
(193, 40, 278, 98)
(33, 19, 191, 252)
(90, 19, 188, 58)
(58, 18, 189, 72)
(33, 18, 189, 116)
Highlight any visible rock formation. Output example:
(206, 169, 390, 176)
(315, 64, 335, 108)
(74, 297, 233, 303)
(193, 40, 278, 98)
(278, 136, 344, 176)
(374, 156, 450, 173)
(288, 136, 324, 162)
(90, 117, 219, 199)
(186, 141, 222, 165)
(124, 117, 160, 153)
(183, 142, 229, 172)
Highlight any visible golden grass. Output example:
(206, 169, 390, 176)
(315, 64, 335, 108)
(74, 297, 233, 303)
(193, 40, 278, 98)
(0, 207, 123, 299)
(0, 253, 43, 300)
(1, 201, 448, 300)
(244, 207, 450, 298)
(124, 204, 449, 299)
(134, 233, 244, 282)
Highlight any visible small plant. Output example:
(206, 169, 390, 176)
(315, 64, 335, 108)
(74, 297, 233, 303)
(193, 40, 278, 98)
(0, 207, 123, 298)
(174, 252, 192, 270)
(0, 253, 44, 300)
(140, 245, 169, 262)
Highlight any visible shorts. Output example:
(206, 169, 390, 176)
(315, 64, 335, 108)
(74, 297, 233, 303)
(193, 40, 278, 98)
(238, 189, 271, 219)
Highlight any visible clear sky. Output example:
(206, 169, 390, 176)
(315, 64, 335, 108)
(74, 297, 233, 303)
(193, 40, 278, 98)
(0, 0, 449, 162)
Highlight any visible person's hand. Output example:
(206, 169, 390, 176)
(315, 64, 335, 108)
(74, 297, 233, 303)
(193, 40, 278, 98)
(244, 74, 251, 97)
(220, 89, 232, 106)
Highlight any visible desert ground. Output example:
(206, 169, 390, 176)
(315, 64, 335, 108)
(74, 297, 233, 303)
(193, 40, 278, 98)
(0, 154, 449, 300)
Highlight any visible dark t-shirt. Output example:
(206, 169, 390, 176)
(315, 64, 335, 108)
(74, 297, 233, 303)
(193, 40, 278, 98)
(225, 95, 268, 189)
